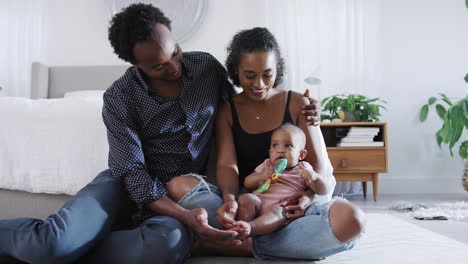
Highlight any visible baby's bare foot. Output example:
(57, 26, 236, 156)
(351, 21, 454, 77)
(230, 220, 251, 240)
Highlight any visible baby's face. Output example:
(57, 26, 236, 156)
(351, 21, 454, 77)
(269, 128, 305, 168)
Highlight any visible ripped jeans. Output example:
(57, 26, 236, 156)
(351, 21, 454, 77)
(177, 175, 357, 260)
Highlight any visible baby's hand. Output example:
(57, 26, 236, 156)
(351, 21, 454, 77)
(298, 162, 318, 185)
(261, 167, 274, 180)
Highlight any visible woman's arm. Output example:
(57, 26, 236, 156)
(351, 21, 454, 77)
(216, 101, 240, 201)
(293, 93, 332, 195)
(215, 101, 242, 228)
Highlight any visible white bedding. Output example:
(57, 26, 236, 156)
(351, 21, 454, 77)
(0, 95, 108, 195)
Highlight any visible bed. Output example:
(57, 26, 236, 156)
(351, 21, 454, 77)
(0, 62, 130, 220)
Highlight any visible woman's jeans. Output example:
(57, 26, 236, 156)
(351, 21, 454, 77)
(177, 180, 357, 260)
(0, 170, 193, 264)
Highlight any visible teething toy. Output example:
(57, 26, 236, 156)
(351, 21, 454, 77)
(256, 158, 287, 193)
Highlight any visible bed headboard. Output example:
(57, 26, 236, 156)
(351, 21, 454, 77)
(31, 62, 131, 99)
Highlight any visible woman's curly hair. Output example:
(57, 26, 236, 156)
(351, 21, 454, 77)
(225, 27, 285, 87)
(108, 3, 171, 64)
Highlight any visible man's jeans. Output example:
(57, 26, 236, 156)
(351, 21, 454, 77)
(0, 170, 193, 264)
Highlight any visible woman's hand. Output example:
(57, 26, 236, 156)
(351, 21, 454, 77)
(298, 162, 319, 185)
(282, 191, 315, 222)
(302, 89, 321, 126)
(216, 199, 239, 229)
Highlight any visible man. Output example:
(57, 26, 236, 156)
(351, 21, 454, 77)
(0, 3, 320, 264)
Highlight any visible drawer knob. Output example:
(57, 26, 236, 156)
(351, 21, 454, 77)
(341, 159, 348, 168)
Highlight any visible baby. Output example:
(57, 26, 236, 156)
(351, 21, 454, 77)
(232, 123, 320, 239)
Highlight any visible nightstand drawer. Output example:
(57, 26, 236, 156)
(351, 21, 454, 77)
(327, 148, 387, 172)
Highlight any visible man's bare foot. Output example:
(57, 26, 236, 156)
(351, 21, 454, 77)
(230, 221, 251, 240)
(191, 237, 253, 257)
(186, 208, 238, 240)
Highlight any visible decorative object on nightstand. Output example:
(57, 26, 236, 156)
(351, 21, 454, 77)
(419, 92, 468, 191)
(320, 122, 388, 201)
(320, 94, 387, 123)
(304, 69, 322, 100)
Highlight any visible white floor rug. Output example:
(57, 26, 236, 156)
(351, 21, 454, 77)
(390, 201, 468, 221)
(187, 213, 468, 264)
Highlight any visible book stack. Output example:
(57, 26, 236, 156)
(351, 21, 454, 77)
(337, 126, 384, 147)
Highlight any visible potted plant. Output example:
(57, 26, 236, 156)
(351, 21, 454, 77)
(320, 94, 387, 122)
(419, 76, 468, 190)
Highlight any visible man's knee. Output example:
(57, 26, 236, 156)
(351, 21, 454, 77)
(94, 169, 114, 182)
(329, 200, 366, 243)
(167, 176, 200, 202)
(28, 222, 86, 264)
(140, 217, 193, 263)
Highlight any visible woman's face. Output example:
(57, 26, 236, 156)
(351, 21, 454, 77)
(237, 51, 277, 101)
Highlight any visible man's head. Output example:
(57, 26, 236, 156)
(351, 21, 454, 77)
(269, 123, 307, 168)
(108, 3, 183, 81)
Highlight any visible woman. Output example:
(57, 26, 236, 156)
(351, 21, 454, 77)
(168, 27, 364, 259)
(213, 27, 365, 260)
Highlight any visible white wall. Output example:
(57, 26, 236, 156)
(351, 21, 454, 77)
(45, 0, 268, 66)
(43, 0, 468, 194)
(377, 0, 468, 194)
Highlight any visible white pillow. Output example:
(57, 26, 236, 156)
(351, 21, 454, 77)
(64, 90, 105, 98)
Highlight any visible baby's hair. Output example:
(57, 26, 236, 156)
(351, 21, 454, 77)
(273, 123, 306, 149)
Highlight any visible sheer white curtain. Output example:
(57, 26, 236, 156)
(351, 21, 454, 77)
(0, 0, 48, 98)
(265, 0, 381, 195)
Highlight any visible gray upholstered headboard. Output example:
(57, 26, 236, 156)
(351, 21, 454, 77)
(30, 62, 131, 99)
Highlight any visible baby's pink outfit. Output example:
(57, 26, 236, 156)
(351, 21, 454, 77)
(253, 159, 312, 213)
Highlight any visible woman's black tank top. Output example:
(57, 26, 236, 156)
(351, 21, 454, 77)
(229, 91, 295, 185)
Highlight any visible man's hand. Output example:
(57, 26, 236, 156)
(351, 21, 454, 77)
(302, 89, 321, 126)
(282, 191, 314, 222)
(216, 200, 238, 229)
(185, 208, 239, 242)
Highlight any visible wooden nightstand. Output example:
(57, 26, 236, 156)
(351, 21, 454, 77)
(320, 122, 388, 201)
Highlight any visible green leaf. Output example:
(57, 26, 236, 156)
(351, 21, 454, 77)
(459, 141, 468, 159)
(466, 0, 468, 9)
(321, 96, 332, 106)
(321, 114, 332, 121)
(435, 104, 447, 120)
(428, 97, 437, 105)
(462, 100, 468, 129)
(436, 132, 443, 147)
(448, 107, 463, 156)
(378, 105, 388, 110)
(354, 111, 363, 121)
(347, 95, 356, 111)
(438, 122, 451, 144)
(365, 98, 380, 103)
(442, 98, 453, 106)
(420, 104, 429, 122)
(465, 73, 468, 83)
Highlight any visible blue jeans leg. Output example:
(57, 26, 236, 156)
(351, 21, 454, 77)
(0, 170, 127, 264)
(177, 181, 223, 230)
(78, 216, 193, 264)
(252, 198, 357, 260)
